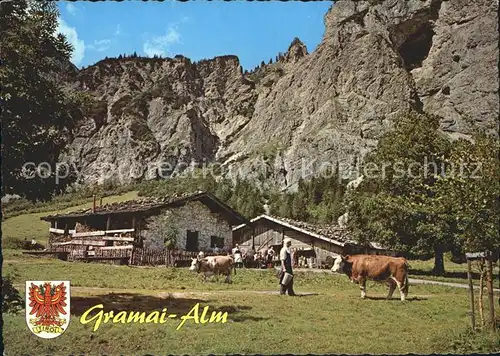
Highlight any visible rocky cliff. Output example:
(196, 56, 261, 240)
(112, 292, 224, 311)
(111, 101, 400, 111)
(61, 0, 499, 190)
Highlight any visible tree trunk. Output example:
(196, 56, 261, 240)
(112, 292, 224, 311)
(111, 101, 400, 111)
(432, 244, 446, 276)
(478, 261, 485, 327)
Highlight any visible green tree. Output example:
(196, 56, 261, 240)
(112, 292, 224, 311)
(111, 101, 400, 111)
(345, 112, 454, 275)
(435, 131, 500, 253)
(1, 0, 84, 201)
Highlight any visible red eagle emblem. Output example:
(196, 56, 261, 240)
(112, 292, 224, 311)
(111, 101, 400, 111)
(28, 282, 68, 326)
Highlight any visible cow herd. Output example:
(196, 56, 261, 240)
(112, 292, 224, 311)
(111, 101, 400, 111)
(190, 254, 410, 301)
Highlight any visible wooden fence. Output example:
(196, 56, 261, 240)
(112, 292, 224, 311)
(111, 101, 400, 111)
(130, 249, 226, 267)
(49, 245, 225, 267)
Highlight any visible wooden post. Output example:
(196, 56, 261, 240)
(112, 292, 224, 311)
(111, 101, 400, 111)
(106, 215, 111, 230)
(486, 253, 496, 331)
(281, 228, 285, 244)
(467, 259, 476, 331)
(132, 216, 137, 239)
(100, 197, 103, 206)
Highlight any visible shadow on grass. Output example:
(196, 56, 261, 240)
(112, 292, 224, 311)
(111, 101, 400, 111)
(70, 293, 207, 317)
(204, 303, 270, 322)
(70, 293, 269, 323)
(365, 296, 427, 302)
(296, 292, 319, 297)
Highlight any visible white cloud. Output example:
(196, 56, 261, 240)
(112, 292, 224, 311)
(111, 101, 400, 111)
(143, 26, 182, 57)
(88, 39, 112, 52)
(57, 18, 85, 67)
(66, 3, 78, 16)
(115, 24, 121, 36)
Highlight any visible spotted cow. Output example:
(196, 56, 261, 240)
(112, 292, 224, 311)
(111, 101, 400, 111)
(331, 254, 409, 301)
(189, 255, 236, 283)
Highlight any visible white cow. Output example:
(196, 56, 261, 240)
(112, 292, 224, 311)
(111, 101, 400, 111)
(189, 255, 235, 283)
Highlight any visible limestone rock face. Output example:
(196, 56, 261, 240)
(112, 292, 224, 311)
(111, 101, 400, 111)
(61, 0, 498, 189)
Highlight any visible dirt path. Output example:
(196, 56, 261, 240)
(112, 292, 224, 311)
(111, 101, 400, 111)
(408, 278, 500, 292)
(13, 284, 319, 297)
(14, 284, 436, 299)
(9, 265, 499, 293)
(288, 268, 500, 292)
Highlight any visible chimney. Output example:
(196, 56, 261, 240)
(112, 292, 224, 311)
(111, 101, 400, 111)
(100, 197, 103, 206)
(93, 194, 96, 213)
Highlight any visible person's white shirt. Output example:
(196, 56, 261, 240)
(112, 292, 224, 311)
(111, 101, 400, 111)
(234, 251, 243, 263)
(280, 246, 288, 261)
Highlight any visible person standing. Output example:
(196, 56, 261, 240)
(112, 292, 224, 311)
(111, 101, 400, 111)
(267, 246, 275, 268)
(233, 245, 243, 268)
(279, 238, 296, 296)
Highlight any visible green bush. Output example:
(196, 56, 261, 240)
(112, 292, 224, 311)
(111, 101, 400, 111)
(2, 275, 24, 314)
(3, 236, 26, 250)
(448, 328, 500, 353)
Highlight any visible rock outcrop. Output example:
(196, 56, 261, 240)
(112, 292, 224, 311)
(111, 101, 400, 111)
(60, 0, 499, 190)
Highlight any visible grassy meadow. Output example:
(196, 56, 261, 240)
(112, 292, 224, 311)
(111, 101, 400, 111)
(2, 190, 499, 354)
(1, 188, 497, 287)
(3, 254, 500, 355)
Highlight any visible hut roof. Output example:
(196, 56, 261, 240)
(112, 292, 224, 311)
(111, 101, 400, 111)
(233, 214, 388, 250)
(40, 191, 250, 226)
(232, 214, 353, 247)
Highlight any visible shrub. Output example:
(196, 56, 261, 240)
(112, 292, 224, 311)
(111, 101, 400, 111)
(3, 236, 26, 250)
(448, 328, 500, 353)
(2, 276, 24, 314)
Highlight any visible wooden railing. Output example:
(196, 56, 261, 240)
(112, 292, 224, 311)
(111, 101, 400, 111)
(48, 245, 222, 267)
(49, 228, 135, 237)
(130, 249, 206, 267)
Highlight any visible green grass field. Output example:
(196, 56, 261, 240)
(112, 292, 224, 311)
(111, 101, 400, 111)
(3, 254, 500, 355)
(2, 191, 499, 354)
(1, 190, 496, 285)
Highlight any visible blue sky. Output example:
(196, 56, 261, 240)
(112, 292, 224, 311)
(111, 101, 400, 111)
(56, 0, 333, 71)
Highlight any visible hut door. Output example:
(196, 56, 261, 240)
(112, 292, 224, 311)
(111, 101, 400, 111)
(186, 230, 199, 252)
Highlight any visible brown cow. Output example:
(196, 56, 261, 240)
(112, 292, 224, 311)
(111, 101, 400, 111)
(189, 255, 236, 283)
(331, 254, 409, 301)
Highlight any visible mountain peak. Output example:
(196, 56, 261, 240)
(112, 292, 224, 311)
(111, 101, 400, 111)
(283, 37, 308, 63)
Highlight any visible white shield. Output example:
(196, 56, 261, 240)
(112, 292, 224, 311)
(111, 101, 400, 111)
(25, 281, 71, 339)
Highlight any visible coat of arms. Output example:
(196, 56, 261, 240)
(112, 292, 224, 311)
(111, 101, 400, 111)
(25, 281, 70, 339)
